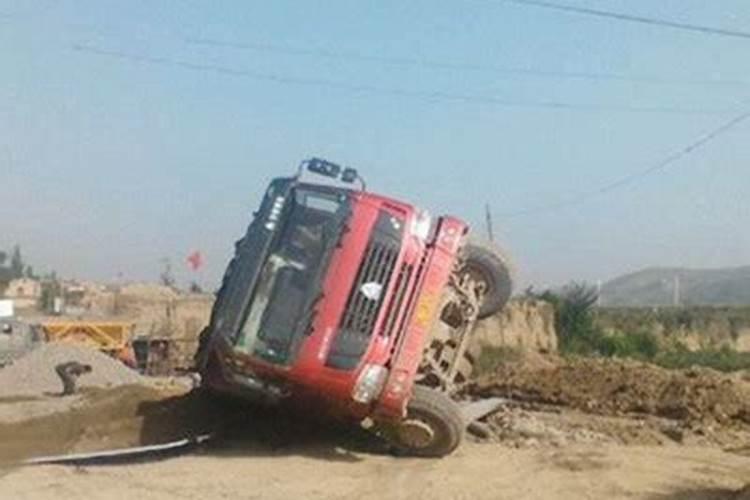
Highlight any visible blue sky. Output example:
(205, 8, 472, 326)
(1, 0, 749, 288)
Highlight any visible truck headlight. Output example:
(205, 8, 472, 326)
(352, 365, 389, 403)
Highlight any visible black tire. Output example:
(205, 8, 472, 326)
(392, 385, 464, 457)
(462, 243, 513, 319)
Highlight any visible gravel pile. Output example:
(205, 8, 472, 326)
(0, 343, 144, 397)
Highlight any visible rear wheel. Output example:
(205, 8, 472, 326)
(389, 385, 464, 457)
(461, 243, 513, 319)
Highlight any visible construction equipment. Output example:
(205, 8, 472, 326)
(41, 321, 136, 367)
(132, 337, 175, 375)
(195, 158, 513, 457)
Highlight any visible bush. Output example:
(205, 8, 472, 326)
(528, 283, 603, 356)
(528, 282, 750, 372)
(596, 330, 660, 360)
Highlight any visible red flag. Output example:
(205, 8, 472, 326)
(186, 251, 204, 271)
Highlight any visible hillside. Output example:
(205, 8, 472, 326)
(601, 266, 750, 307)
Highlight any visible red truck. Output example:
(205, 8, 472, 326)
(196, 158, 512, 456)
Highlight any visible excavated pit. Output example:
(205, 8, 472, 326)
(0, 385, 223, 464)
(0, 344, 225, 464)
(0, 344, 381, 465)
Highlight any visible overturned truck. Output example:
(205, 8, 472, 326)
(195, 158, 512, 456)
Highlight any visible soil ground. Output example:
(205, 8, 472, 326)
(1, 351, 749, 499)
(2, 443, 748, 500)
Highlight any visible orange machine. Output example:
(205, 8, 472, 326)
(41, 321, 136, 367)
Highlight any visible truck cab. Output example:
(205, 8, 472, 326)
(197, 158, 512, 456)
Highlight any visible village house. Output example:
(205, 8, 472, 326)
(3, 278, 42, 310)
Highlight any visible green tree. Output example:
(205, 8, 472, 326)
(39, 273, 62, 313)
(0, 250, 9, 289)
(529, 282, 601, 354)
(10, 245, 24, 279)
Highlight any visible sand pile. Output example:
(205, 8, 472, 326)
(0, 343, 144, 398)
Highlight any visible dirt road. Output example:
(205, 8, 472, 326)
(2, 443, 749, 500)
(2, 348, 749, 499)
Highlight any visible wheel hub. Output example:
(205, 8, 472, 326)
(397, 419, 435, 449)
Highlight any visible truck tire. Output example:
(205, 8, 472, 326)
(392, 385, 464, 457)
(462, 243, 513, 319)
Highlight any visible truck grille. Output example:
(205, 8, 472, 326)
(379, 263, 413, 338)
(326, 211, 403, 370)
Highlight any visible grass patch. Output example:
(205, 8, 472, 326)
(654, 345, 750, 373)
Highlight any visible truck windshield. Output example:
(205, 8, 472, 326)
(236, 187, 348, 365)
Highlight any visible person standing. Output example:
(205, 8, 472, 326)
(54, 361, 92, 396)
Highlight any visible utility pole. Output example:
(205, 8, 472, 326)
(485, 203, 495, 243)
(673, 274, 681, 307)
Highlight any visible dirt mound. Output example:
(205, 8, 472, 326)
(468, 357, 750, 429)
(0, 343, 150, 424)
(0, 343, 144, 398)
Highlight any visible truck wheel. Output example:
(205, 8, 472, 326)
(391, 385, 464, 457)
(461, 243, 513, 319)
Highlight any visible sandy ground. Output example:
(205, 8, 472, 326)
(1, 443, 748, 500)
(2, 349, 749, 499)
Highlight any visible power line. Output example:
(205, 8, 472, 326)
(187, 36, 750, 88)
(494, 0, 750, 40)
(70, 43, 730, 115)
(498, 109, 750, 217)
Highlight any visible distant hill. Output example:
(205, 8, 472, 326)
(601, 266, 750, 307)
